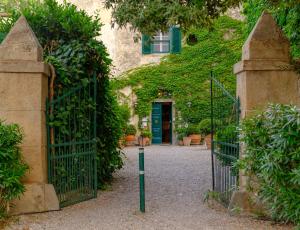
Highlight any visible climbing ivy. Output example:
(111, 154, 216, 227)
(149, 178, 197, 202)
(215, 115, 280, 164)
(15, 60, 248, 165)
(112, 16, 245, 132)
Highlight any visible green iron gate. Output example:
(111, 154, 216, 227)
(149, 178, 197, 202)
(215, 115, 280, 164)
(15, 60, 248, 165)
(46, 75, 97, 207)
(210, 72, 240, 205)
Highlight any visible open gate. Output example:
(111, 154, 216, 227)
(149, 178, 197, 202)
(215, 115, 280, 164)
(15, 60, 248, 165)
(210, 72, 240, 205)
(46, 75, 97, 207)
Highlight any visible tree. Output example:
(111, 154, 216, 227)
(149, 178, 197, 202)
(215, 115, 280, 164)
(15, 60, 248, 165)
(104, 0, 242, 35)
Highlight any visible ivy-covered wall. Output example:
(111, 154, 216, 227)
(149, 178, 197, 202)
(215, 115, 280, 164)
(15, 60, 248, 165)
(112, 16, 245, 134)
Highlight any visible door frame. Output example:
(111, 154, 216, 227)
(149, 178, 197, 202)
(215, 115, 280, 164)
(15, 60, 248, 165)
(151, 99, 175, 145)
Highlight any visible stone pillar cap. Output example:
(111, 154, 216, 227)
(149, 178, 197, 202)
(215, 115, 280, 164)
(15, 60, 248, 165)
(242, 11, 290, 61)
(0, 15, 43, 61)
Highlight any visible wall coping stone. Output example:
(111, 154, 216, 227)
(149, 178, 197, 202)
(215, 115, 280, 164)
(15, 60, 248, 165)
(234, 60, 294, 75)
(0, 60, 50, 75)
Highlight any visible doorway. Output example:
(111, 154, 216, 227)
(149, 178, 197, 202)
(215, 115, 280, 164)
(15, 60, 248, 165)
(151, 102, 172, 144)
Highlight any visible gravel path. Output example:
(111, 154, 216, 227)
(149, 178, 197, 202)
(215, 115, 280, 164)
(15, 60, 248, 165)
(6, 146, 292, 230)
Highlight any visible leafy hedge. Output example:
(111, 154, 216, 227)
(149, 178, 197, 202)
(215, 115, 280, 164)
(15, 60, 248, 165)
(0, 121, 28, 219)
(112, 16, 245, 131)
(0, 0, 123, 187)
(238, 104, 300, 226)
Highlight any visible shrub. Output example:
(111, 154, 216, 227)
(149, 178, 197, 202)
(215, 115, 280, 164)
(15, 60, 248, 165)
(125, 125, 137, 136)
(238, 104, 300, 226)
(141, 129, 152, 138)
(117, 104, 131, 137)
(0, 0, 123, 188)
(186, 124, 200, 135)
(216, 124, 238, 167)
(177, 133, 185, 141)
(199, 119, 211, 136)
(0, 121, 28, 219)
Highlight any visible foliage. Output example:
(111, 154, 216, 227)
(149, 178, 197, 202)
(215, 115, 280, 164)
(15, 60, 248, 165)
(243, 0, 300, 58)
(177, 133, 185, 141)
(0, 0, 123, 188)
(186, 124, 200, 135)
(125, 124, 137, 136)
(199, 119, 212, 136)
(117, 104, 131, 137)
(112, 16, 245, 133)
(104, 0, 242, 35)
(215, 124, 238, 167)
(237, 104, 300, 226)
(0, 121, 28, 219)
(141, 129, 152, 138)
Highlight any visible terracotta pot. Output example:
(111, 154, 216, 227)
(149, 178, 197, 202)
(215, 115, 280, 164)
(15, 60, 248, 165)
(125, 135, 136, 146)
(178, 140, 184, 146)
(205, 134, 212, 149)
(189, 134, 201, 145)
(139, 137, 150, 146)
(183, 136, 191, 146)
(125, 135, 136, 142)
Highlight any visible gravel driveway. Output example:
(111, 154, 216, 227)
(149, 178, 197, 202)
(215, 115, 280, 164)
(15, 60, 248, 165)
(6, 146, 291, 230)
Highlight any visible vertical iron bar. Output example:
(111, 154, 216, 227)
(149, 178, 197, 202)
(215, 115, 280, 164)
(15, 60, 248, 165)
(139, 147, 145, 213)
(46, 98, 51, 184)
(210, 71, 215, 191)
(93, 74, 98, 197)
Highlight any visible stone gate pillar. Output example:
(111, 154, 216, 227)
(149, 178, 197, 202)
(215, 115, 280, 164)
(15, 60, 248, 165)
(0, 16, 59, 214)
(232, 11, 300, 210)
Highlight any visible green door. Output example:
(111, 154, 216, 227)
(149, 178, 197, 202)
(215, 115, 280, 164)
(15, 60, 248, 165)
(152, 103, 162, 144)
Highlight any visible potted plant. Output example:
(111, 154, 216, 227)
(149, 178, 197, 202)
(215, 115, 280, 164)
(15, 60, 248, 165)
(183, 135, 192, 146)
(125, 124, 137, 146)
(187, 124, 201, 145)
(139, 129, 152, 146)
(199, 119, 212, 149)
(177, 133, 184, 146)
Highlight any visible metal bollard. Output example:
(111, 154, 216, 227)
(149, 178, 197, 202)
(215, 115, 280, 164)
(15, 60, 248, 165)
(139, 147, 145, 213)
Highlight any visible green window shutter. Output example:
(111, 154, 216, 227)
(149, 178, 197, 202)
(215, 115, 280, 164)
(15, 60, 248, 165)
(170, 27, 181, 54)
(142, 34, 152, 54)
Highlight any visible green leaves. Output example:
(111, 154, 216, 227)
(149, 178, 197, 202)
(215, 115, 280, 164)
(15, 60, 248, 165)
(238, 104, 300, 226)
(0, 121, 28, 219)
(104, 0, 242, 35)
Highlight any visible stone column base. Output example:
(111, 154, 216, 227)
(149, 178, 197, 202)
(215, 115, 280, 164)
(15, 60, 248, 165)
(229, 191, 267, 216)
(10, 183, 59, 215)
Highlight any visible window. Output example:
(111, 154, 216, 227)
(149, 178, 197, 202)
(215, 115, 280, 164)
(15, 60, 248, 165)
(142, 27, 181, 55)
(152, 31, 171, 53)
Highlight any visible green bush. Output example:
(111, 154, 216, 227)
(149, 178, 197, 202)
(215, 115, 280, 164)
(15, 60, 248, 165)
(0, 0, 123, 188)
(125, 125, 137, 136)
(186, 124, 200, 135)
(141, 129, 152, 138)
(199, 119, 211, 136)
(238, 104, 300, 226)
(0, 121, 28, 219)
(117, 104, 131, 137)
(177, 133, 185, 141)
(215, 124, 238, 167)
